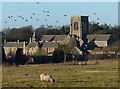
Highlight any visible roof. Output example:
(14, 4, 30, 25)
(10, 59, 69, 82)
(53, 35, 68, 41)
(41, 35, 68, 42)
(4, 42, 24, 47)
(42, 42, 58, 48)
(87, 34, 111, 41)
(41, 35, 55, 41)
(27, 42, 39, 48)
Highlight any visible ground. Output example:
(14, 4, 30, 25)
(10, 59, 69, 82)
(2, 59, 118, 87)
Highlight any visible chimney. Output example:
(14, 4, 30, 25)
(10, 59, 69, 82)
(23, 41, 26, 54)
(30, 38, 32, 43)
(4, 39, 6, 44)
(17, 40, 19, 43)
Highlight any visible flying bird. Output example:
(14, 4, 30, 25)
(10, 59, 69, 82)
(97, 18, 99, 20)
(43, 11, 45, 13)
(45, 19, 47, 21)
(11, 16, 13, 17)
(97, 22, 99, 24)
(8, 16, 10, 18)
(64, 15, 67, 16)
(94, 13, 96, 15)
(14, 20, 17, 22)
(5, 21, 7, 23)
(47, 14, 49, 16)
(47, 11, 49, 13)
(37, 2, 39, 4)
(22, 18, 24, 20)
(33, 13, 35, 15)
(26, 20, 28, 22)
(56, 21, 58, 22)
(30, 17, 33, 19)
(36, 19, 39, 21)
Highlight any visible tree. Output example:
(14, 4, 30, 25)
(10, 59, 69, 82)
(52, 38, 76, 63)
(89, 23, 100, 34)
(3, 25, 33, 41)
(2, 47, 7, 63)
(52, 47, 64, 63)
(60, 25, 70, 35)
(15, 48, 25, 65)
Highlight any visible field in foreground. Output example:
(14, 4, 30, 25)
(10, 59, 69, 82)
(2, 59, 118, 87)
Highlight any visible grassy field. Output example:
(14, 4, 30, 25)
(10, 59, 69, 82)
(2, 59, 118, 87)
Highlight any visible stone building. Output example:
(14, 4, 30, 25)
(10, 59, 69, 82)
(26, 32, 40, 55)
(3, 16, 112, 56)
(87, 34, 112, 47)
(4, 40, 26, 57)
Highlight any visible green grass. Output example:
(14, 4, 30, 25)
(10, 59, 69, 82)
(2, 59, 118, 87)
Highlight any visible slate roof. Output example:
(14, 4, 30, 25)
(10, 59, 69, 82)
(27, 42, 39, 48)
(41, 35, 55, 41)
(42, 42, 58, 48)
(87, 34, 111, 41)
(53, 35, 68, 41)
(41, 35, 68, 42)
(4, 42, 24, 47)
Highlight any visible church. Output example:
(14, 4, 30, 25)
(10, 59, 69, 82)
(3, 16, 112, 57)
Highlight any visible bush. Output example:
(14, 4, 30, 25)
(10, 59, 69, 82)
(52, 48, 64, 63)
(88, 54, 109, 60)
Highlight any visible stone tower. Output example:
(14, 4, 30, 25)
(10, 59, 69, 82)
(70, 16, 89, 41)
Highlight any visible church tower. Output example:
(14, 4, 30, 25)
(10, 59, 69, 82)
(70, 16, 89, 41)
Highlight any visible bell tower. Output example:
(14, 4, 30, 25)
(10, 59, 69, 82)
(70, 16, 89, 41)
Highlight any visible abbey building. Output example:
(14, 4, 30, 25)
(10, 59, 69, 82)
(3, 16, 112, 57)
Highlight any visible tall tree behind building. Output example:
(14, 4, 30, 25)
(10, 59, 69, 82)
(2, 25, 33, 41)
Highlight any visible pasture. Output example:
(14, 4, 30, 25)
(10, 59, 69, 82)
(2, 59, 118, 87)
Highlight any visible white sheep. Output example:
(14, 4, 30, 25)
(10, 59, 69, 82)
(40, 74, 55, 83)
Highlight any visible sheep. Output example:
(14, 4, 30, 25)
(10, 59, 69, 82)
(40, 74, 55, 83)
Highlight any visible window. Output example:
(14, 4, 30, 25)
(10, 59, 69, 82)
(74, 22, 78, 30)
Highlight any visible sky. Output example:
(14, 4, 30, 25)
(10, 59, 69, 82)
(1, 1, 118, 30)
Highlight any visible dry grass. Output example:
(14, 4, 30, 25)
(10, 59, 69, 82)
(2, 59, 118, 87)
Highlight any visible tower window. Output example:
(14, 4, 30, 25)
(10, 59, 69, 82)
(74, 22, 78, 30)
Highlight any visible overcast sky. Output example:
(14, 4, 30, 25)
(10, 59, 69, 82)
(1, 1, 118, 30)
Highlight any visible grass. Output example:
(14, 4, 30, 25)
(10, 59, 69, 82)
(2, 59, 118, 87)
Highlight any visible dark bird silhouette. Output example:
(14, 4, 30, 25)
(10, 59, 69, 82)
(14, 20, 17, 22)
(97, 18, 99, 20)
(47, 11, 49, 13)
(22, 18, 24, 20)
(43, 11, 45, 13)
(36, 19, 39, 21)
(37, 2, 39, 4)
(47, 14, 49, 16)
(11, 16, 13, 17)
(26, 20, 28, 22)
(19, 16, 22, 18)
(33, 13, 35, 15)
(64, 15, 67, 16)
(56, 21, 58, 22)
(45, 19, 47, 21)
(94, 13, 96, 15)
(5, 21, 7, 23)
(26, 74, 28, 76)
(8, 16, 10, 18)
(30, 17, 33, 19)
(97, 22, 99, 24)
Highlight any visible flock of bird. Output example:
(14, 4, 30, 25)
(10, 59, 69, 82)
(4, 2, 100, 27)
(4, 2, 68, 27)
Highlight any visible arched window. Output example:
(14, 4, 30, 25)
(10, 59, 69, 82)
(74, 22, 78, 30)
